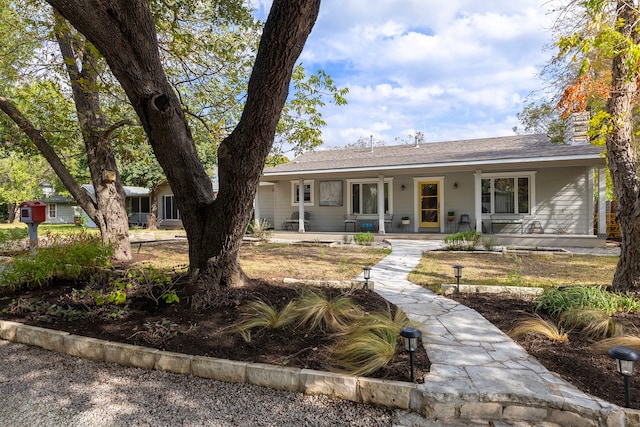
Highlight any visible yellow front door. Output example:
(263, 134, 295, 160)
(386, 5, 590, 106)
(419, 182, 440, 228)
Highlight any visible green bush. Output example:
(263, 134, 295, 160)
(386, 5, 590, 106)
(0, 233, 113, 290)
(442, 230, 481, 250)
(354, 232, 374, 246)
(534, 285, 640, 316)
(0, 228, 28, 245)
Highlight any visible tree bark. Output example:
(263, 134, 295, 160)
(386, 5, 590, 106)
(607, 1, 640, 291)
(47, 0, 320, 287)
(54, 14, 131, 261)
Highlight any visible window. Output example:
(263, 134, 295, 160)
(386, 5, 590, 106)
(290, 180, 314, 205)
(48, 203, 56, 218)
(348, 179, 392, 215)
(127, 196, 151, 214)
(163, 195, 180, 220)
(481, 173, 533, 215)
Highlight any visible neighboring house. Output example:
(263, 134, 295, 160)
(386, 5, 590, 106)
(154, 175, 219, 229)
(257, 113, 608, 247)
(82, 185, 152, 226)
(42, 185, 152, 226)
(42, 194, 80, 224)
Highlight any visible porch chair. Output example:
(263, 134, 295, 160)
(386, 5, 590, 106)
(456, 214, 472, 232)
(344, 214, 357, 232)
(384, 214, 393, 232)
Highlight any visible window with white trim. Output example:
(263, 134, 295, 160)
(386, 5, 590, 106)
(290, 180, 314, 205)
(162, 195, 180, 220)
(48, 203, 57, 218)
(481, 173, 534, 215)
(347, 179, 393, 215)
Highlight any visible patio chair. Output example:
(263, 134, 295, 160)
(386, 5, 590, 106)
(344, 214, 357, 231)
(457, 214, 472, 232)
(384, 214, 393, 231)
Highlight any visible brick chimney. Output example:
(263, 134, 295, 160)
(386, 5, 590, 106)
(564, 111, 590, 145)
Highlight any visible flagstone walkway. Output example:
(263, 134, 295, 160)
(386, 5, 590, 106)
(368, 240, 629, 426)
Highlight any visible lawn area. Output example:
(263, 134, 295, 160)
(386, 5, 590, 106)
(133, 241, 392, 282)
(408, 251, 618, 290)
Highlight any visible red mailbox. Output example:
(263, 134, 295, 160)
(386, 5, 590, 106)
(19, 201, 47, 224)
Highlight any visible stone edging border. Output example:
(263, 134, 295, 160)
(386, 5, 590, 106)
(0, 320, 417, 411)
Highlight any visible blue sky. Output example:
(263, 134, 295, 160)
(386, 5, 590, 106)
(254, 1, 559, 149)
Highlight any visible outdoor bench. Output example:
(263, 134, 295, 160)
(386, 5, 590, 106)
(490, 214, 524, 234)
(282, 211, 310, 230)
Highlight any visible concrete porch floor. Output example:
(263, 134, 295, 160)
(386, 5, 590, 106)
(268, 230, 608, 249)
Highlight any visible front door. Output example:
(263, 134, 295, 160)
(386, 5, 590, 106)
(419, 181, 440, 228)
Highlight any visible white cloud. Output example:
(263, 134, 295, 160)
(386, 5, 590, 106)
(253, 0, 559, 149)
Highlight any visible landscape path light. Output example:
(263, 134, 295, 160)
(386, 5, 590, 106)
(362, 266, 371, 291)
(608, 345, 640, 408)
(400, 326, 422, 382)
(453, 265, 464, 293)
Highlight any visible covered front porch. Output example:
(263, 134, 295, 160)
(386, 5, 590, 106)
(265, 230, 608, 249)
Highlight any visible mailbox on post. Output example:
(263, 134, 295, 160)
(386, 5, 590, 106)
(19, 200, 46, 249)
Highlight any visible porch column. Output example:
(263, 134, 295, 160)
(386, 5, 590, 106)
(298, 178, 305, 233)
(377, 174, 385, 234)
(598, 167, 607, 237)
(474, 170, 483, 233)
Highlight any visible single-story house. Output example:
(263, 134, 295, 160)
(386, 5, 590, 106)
(154, 175, 219, 229)
(257, 113, 608, 247)
(43, 185, 152, 227)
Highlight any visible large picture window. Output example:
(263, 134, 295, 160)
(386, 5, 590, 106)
(290, 180, 314, 205)
(481, 173, 533, 215)
(348, 179, 392, 215)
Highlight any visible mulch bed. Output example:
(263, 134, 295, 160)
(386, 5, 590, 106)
(0, 278, 429, 383)
(448, 292, 640, 410)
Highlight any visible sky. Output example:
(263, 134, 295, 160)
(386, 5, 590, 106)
(254, 1, 560, 150)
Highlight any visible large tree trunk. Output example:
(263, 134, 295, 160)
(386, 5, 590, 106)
(54, 15, 131, 261)
(607, 1, 640, 291)
(48, 0, 321, 287)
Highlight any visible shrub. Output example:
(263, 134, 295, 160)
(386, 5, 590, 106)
(534, 286, 640, 317)
(442, 230, 481, 250)
(247, 219, 272, 241)
(353, 232, 374, 246)
(0, 233, 113, 290)
(113, 265, 181, 306)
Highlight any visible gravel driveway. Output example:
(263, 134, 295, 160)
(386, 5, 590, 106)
(0, 341, 394, 427)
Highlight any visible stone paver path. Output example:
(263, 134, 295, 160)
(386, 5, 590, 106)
(364, 240, 624, 426)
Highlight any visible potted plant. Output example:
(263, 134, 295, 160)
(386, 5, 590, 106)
(401, 216, 410, 225)
(447, 211, 455, 221)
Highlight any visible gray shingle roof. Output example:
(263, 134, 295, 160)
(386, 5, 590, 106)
(263, 134, 604, 175)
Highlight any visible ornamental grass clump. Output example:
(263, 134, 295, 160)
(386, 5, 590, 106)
(560, 308, 626, 339)
(442, 230, 481, 251)
(232, 300, 299, 342)
(293, 289, 362, 332)
(508, 315, 568, 343)
(534, 285, 640, 317)
(329, 307, 414, 376)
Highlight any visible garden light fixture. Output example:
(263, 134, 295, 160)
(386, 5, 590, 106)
(362, 267, 371, 291)
(608, 345, 639, 407)
(453, 265, 464, 293)
(400, 326, 422, 382)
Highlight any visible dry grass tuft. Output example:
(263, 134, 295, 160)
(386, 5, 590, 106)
(293, 289, 362, 332)
(590, 336, 640, 354)
(232, 300, 298, 342)
(560, 308, 626, 339)
(508, 316, 569, 343)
